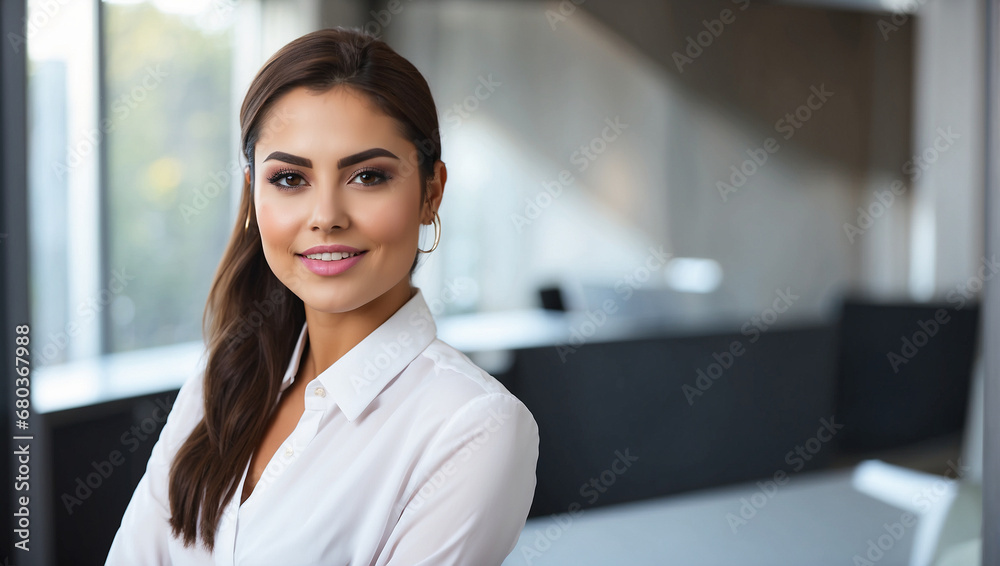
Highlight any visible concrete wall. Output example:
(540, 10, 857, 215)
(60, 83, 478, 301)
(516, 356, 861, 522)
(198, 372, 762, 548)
(366, 1, 912, 328)
(315, 0, 982, 330)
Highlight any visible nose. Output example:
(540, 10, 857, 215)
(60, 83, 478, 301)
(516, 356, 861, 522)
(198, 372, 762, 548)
(309, 184, 349, 232)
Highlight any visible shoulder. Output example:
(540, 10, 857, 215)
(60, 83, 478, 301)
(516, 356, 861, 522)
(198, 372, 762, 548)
(401, 340, 539, 497)
(173, 361, 207, 415)
(408, 338, 538, 443)
(412, 338, 524, 407)
(156, 364, 208, 452)
(417, 339, 510, 393)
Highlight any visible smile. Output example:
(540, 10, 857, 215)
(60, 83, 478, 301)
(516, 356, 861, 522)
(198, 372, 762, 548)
(297, 250, 367, 277)
(302, 251, 364, 261)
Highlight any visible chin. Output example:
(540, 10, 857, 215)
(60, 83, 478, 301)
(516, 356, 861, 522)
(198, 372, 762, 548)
(300, 294, 369, 314)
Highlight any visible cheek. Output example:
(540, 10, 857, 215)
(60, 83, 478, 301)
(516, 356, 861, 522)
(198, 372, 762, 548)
(357, 196, 420, 246)
(256, 197, 301, 256)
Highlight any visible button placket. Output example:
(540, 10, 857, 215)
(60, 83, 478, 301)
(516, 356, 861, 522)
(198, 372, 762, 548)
(250, 435, 306, 502)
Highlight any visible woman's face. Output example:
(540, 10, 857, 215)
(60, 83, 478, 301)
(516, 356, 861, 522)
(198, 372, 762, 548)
(250, 85, 444, 315)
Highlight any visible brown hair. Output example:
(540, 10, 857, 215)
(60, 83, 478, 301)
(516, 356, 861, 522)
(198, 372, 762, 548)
(167, 26, 442, 550)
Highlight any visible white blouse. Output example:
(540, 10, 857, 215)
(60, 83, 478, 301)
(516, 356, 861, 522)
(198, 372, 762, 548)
(105, 287, 540, 565)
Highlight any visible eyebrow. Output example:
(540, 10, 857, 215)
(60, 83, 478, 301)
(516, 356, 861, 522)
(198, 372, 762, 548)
(262, 148, 400, 169)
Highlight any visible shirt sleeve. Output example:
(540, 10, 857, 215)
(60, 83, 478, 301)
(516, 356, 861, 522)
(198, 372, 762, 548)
(105, 368, 208, 565)
(376, 392, 540, 566)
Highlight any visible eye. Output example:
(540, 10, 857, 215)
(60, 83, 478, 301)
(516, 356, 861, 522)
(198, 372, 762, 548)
(349, 167, 392, 187)
(268, 169, 307, 190)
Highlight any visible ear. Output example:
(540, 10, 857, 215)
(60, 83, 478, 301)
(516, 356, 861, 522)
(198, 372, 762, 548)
(423, 160, 447, 223)
(244, 165, 251, 187)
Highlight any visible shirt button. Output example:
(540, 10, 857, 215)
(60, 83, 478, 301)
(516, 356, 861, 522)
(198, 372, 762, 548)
(314, 387, 326, 398)
(284, 446, 294, 457)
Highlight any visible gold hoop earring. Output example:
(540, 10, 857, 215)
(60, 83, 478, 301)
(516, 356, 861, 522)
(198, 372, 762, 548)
(243, 200, 252, 233)
(417, 211, 441, 253)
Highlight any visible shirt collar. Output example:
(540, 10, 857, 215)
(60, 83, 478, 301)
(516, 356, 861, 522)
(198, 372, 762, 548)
(281, 287, 438, 422)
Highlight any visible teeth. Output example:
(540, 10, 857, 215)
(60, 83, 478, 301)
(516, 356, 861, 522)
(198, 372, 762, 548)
(304, 251, 362, 261)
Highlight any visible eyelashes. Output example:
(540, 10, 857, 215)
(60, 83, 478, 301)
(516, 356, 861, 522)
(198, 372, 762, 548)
(350, 166, 393, 186)
(266, 166, 393, 191)
(267, 169, 306, 190)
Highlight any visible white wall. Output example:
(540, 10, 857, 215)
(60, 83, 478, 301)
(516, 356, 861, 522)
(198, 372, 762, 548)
(317, 0, 983, 330)
(909, 0, 985, 300)
(388, 1, 906, 329)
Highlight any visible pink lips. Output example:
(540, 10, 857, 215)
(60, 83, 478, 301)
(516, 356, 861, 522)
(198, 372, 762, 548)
(297, 247, 367, 276)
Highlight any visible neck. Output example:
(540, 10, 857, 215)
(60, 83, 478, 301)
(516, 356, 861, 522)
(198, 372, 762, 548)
(302, 279, 415, 376)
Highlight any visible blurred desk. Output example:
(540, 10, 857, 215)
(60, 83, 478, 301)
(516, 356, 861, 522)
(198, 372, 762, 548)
(502, 465, 918, 566)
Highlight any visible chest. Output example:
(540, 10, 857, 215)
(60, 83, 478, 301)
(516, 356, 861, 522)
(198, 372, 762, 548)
(241, 383, 307, 505)
(219, 408, 415, 566)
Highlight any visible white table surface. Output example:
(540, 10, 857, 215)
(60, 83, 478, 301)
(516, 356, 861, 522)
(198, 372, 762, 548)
(503, 464, 925, 566)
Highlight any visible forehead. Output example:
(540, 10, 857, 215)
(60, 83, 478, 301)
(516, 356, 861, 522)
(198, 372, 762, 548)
(255, 85, 409, 156)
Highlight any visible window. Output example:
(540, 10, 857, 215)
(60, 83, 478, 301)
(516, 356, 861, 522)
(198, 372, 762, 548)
(102, 0, 234, 352)
(28, 0, 239, 408)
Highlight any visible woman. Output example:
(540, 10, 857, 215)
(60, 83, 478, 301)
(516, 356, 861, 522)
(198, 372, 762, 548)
(106, 27, 539, 565)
